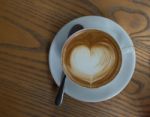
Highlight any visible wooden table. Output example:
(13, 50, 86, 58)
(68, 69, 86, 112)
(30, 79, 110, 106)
(0, 0, 149, 117)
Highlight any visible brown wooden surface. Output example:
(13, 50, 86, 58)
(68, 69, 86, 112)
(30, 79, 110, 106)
(0, 0, 149, 117)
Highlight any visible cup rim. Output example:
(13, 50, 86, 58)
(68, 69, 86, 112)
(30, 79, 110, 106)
(61, 28, 123, 88)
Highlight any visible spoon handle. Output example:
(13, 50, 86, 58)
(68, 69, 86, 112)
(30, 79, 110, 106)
(55, 24, 84, 106)
(55, 74, 66, 106)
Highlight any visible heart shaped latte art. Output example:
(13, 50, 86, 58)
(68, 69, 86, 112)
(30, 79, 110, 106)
(70, 44, 115, 83)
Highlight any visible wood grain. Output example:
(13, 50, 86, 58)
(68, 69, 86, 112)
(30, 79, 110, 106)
(0, 0, 149, 117)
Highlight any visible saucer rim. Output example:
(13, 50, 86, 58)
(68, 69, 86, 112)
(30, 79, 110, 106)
(49, 16, 136, 102)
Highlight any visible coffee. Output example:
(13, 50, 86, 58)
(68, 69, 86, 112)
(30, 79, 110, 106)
(62, 29, 122, 88)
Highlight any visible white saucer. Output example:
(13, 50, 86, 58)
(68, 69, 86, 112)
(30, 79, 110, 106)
(49, 16, 136, 102)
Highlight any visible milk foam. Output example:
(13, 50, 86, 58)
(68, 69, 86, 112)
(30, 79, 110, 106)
(70, 45, 115, 82)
